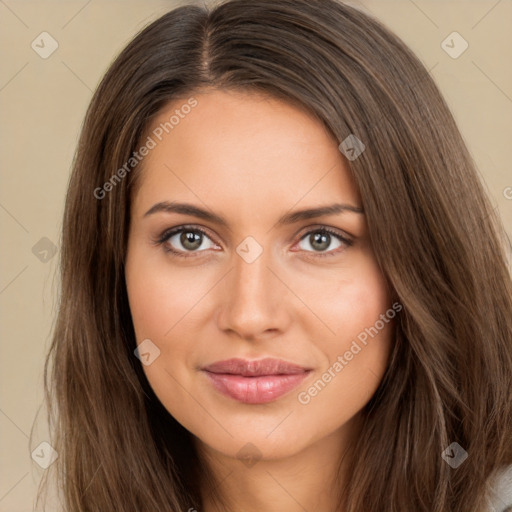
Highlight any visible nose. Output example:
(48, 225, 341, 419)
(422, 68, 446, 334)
(216, 244, 291, 341)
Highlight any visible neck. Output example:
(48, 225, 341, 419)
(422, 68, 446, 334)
(196, 415, 361, 512)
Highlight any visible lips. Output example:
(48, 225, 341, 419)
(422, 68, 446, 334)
(201, 358, 312, 404)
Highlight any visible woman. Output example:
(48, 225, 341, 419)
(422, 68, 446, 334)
(36, 0, 512, 510)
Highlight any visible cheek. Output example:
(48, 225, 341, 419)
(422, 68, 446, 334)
(125, 252, 212, 420)
(292, 259, 394, 417)
(333, 266, 393, 381)
(125, 252, 214, 341)
(295, 256, 392, 343)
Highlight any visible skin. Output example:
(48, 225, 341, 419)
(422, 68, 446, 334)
(125, 89, 395, 512)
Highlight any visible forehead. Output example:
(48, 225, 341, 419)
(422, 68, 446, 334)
(132, 89, 360, 217)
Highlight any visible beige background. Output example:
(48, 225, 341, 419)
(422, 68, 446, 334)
(0, 1, 511, 510)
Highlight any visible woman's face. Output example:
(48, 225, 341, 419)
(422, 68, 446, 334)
(125, 89, 395, 462)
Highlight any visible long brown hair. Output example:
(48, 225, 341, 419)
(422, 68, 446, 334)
(35, 0, 512, 510)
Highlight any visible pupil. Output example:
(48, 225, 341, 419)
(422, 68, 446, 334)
(311, 232, 330, 251)
(181, 231, 202, 250)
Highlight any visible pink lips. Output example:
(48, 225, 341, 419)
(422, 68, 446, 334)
(202, 358, 312, 404)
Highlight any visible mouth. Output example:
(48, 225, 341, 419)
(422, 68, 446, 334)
(201, 358, 312, 404)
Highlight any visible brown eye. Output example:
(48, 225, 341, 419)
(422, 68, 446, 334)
(296, 228, 353, 256)
(179, 231, 204, 251)
(308, 232, 333, 251)
(158, 227, 217, 256)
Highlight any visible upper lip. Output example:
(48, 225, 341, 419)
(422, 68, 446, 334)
(202, 358, 311, 377)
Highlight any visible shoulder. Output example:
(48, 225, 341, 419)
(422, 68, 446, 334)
(487, 464, 512, 512)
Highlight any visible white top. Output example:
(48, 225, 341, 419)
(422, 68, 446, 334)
(488, 464, 512, 512)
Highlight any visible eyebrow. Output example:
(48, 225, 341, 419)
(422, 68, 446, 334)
(143, 201, 364, 226)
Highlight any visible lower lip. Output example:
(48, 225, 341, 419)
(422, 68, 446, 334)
(203, 371, 311, 404)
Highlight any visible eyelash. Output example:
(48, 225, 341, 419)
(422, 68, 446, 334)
(153, 224, 354, 259)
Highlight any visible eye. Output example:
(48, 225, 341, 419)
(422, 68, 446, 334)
(154, 225, 353, 259)
(155, 226, 219, 257)
(295, 227, 353, 257)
